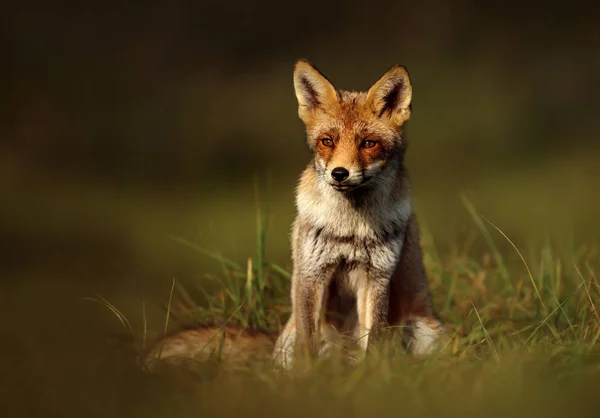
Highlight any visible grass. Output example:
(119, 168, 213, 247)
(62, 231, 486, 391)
(121, 192, 600, 418)
(164, 195, 600, 345)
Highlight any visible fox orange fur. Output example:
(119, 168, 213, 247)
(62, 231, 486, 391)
(144, 324, 277, 370)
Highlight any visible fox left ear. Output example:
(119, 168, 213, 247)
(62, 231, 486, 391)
(293, 59, 340, 124)
(366, 65, 412, 128)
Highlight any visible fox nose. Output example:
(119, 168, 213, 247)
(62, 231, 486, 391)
(331, 167, 349, 182)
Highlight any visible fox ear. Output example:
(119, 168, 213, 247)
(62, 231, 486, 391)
(366, 65, 412, 128)
(293, 59, 339, 123)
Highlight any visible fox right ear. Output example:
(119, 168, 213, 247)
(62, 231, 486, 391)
(293, 60, 339, 123)
(366, 65, 412, 129)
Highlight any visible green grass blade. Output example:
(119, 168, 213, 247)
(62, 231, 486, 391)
(169, 235, 242, 271)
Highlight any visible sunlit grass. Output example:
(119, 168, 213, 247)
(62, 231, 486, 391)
(129, 195, 600, 418)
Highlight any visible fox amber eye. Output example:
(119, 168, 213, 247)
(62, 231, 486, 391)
(321, 138, 334, 147)
(362, 140, 377, 148)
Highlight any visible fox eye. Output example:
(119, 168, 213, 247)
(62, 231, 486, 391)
(321, 138, 334, 147)
(361, 140, 378, 148)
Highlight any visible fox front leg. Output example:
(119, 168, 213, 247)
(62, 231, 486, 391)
(293, 276, 328, 362)
(356, 276, 391, 352)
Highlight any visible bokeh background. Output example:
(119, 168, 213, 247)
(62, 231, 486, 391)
(1, 0, 599, 415)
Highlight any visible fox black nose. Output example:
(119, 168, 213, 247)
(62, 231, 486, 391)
(331, 167, 349, 182)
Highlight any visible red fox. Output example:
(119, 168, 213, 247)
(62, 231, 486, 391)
(271, 60, 444, 369)
(144, 60, 443, 371)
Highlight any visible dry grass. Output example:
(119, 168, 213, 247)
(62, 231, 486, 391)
(132, 196, 600, 418)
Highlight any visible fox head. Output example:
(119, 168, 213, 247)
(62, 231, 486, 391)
(293, 59, 412, 193)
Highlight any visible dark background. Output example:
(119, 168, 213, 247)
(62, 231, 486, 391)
(1, 0, 599, 415)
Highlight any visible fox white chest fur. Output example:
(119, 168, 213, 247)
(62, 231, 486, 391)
(293, 167, 411, 287)
(272, 59, 444, 370)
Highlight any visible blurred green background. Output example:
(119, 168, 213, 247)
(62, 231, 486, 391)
(1, 0, 599, 415)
